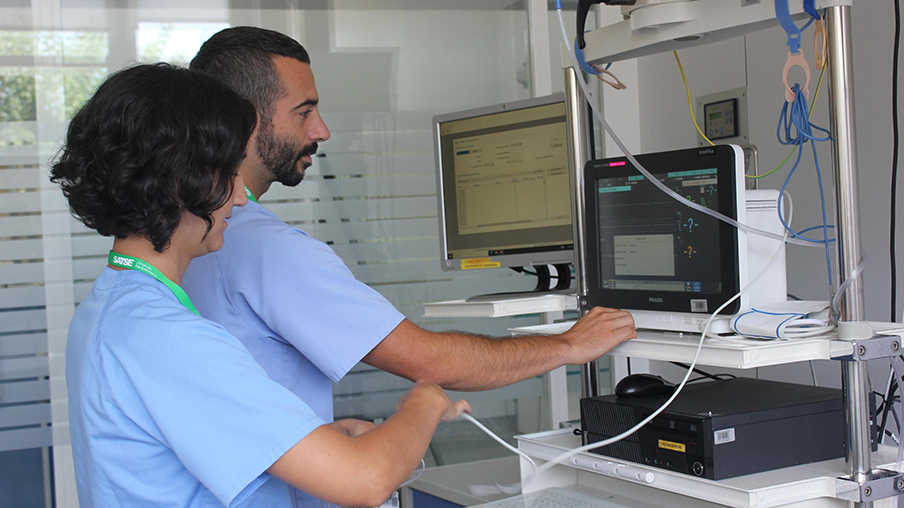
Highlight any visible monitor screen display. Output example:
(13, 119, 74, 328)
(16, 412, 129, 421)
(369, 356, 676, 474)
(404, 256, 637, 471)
(582, 145, 745, 316)
(433, 94, 574, 272)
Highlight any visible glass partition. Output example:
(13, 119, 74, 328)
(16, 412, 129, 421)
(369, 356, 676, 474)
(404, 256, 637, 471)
(0, 1, 569, 504)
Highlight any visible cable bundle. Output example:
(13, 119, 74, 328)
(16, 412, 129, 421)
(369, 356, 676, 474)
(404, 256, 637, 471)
(776, 83, 835, 292)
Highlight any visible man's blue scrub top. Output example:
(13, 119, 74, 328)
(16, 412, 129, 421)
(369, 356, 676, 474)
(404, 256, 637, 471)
(182, 200, 406, 508)
(182, 200, 405, 422)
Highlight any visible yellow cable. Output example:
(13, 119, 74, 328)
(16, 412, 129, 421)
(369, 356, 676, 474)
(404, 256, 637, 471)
(674, 51, 715, 146)
(747, 58, 828, 179)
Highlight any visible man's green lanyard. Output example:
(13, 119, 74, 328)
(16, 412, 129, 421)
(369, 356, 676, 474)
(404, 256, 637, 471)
(244, 186, 258, 203)
(108, 251, 200, 316)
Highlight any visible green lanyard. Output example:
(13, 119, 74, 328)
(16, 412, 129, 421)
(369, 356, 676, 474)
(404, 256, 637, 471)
(244, 186, 258, 203)
(108, 251, 200, 316)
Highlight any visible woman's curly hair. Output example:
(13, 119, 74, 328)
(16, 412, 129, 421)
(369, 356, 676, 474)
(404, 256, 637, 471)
(50, 63, 256, 252)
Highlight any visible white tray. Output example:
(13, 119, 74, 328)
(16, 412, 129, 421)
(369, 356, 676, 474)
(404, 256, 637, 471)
(516, 429, 899, 508)
(509, 322, 859, 369)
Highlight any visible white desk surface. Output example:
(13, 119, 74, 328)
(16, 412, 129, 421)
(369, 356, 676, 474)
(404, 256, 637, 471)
(509, 322, 904, 370)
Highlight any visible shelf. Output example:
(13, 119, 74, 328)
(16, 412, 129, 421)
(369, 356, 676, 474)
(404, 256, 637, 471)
(423, 294, 577, 319)
(403, 456, 520, 506)
(516, 429, 900, 508)
(509, 323, 904, 369)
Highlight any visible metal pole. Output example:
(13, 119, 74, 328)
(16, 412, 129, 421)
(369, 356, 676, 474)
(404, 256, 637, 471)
(564, 67, 599, 399)
(825, 6, 872, 503)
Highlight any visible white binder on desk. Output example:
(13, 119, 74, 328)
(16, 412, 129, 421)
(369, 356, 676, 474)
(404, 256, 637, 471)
(423, 294, 577, 319)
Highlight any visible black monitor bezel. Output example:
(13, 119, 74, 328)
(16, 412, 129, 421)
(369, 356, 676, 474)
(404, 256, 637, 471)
(582, 145, 743, 315)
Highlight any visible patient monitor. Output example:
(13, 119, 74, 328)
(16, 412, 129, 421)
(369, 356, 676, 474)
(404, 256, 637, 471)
(581, 145, 787, 333)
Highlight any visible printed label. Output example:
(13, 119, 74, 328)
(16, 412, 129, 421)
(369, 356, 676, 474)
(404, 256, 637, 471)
(714, 428, 736, 445)
(112, 255, 134, 267)
(658, 440, 686, 453)
(461, 258, 502, 270)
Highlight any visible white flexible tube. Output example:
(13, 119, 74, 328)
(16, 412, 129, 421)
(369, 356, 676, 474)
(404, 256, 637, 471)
(451, 2, 839, 488)
(881, 366, 896, 445)
(459, 217, 791, 492)
(830, 253, 868, 319)
(554, 9, 820, 248)
(557, 8, 867, 324)
(519, 203, 791, 483)
(891, 357, 904, 472)
(460, 413, 537, 472)
(400, 459, 426, 487)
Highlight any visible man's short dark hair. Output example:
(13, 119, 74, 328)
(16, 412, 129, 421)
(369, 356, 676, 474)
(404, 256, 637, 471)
(190, 26, 311, 124)
(50, 63, 256, 252)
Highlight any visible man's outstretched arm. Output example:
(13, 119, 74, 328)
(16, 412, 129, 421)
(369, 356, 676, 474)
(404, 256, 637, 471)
(362, 306, 636, 391)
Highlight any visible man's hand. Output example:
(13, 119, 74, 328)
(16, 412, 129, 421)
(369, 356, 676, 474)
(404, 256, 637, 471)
(557, 306, 636, 365)
(395, 381, 472, 421)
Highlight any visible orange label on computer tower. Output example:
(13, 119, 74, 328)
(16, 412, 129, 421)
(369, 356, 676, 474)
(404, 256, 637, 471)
(658, 440, 686, 453)
(461, 258, 501, 270)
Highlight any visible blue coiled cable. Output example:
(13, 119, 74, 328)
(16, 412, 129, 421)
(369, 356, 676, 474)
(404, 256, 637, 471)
(776, 83, 834, 285)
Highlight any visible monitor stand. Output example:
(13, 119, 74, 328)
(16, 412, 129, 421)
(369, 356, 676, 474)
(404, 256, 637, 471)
(465, 264, 573, 302)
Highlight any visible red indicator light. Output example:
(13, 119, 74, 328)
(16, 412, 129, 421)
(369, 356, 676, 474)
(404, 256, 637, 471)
(609, 161, 626, 167)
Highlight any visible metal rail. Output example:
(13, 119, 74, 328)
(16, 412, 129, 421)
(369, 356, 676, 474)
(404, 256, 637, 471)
(564, 68, 599, 399)
(824, 6, 873, 506)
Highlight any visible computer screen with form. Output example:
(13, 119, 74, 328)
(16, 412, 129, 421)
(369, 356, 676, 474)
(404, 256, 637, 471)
(433, 94, 574, 274)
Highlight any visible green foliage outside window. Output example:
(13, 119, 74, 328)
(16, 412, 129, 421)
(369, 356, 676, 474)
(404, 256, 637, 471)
(0, 30, 109, 145)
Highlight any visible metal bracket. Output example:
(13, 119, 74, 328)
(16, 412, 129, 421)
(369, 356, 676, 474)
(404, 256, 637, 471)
(835, 469, 904, 502)
(831, 335, 902, 362)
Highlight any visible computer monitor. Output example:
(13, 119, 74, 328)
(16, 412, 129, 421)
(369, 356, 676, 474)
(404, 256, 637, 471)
(581, 145, 750, 331)
(433, 94, 574, 280)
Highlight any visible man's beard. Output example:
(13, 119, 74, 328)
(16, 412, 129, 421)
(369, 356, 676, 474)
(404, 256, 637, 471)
(257, 125, 318, 188)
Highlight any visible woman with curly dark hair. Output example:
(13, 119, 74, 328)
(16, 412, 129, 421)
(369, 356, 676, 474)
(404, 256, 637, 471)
(52, 63, 469, 508)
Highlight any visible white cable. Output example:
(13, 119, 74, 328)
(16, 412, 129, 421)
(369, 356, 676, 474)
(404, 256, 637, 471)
(460, 413, 538, 472)
(520, 205, 792, 484)
(882, 365, 896, 445)
(457, 189, 792, 490)
(554, 9, 820, 248)
(709, 194, 824, 342)
(445, 3, 827, 489)
(891, 356, 904, 471)
(830, 253, 869, 321)
(400, 459, 426, 487)
(783, 325, 835, 338)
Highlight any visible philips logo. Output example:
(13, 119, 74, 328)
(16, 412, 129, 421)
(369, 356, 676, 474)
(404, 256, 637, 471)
(648, 297, 664, 303)
(112, 256, 134, 267)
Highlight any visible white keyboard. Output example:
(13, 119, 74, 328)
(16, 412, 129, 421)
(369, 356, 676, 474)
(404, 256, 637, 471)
(474, 487, 633, 508)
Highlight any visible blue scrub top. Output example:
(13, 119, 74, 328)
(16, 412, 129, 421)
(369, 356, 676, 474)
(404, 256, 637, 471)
(67, 268, 324, 508)
(182, 200, 404, 421)
(182, 200, 406, 508)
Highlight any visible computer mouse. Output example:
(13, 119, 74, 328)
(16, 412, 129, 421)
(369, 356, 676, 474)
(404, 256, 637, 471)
(615, 373, 676, 398)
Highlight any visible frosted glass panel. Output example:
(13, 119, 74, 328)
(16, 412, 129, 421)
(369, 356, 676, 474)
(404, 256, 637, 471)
(1, 2, 558, 503)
